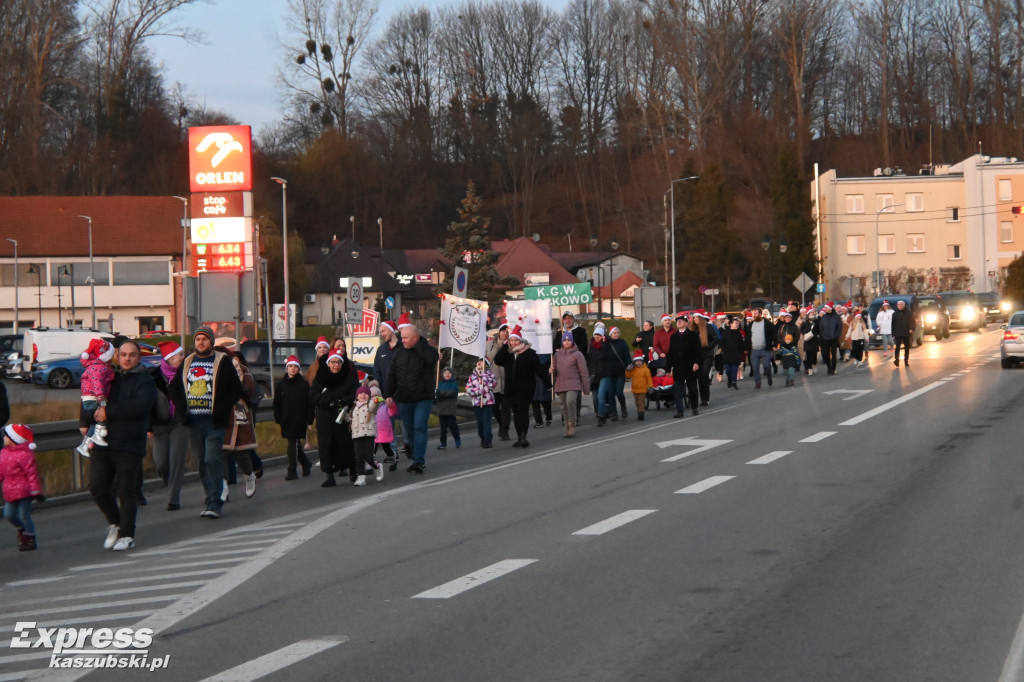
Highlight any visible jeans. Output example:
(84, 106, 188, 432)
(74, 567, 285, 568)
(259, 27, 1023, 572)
(151, 420, 189, 506)
(881, 333, 894, 353)
(725, 363, 738, 384)
(474, 405, 493, 444)
(597, 377, 615, 418)
(188, 420, 226, 513)
(89, 448, 143, 537)
(4, 498, 34, 535)
(398, 399, 432, 466)
(751, 349, 772, 385)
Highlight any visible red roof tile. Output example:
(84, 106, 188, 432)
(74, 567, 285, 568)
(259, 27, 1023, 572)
(594, 270, 644, 299)
(0, 196, 184, 257)
(493, 238, 579, 286)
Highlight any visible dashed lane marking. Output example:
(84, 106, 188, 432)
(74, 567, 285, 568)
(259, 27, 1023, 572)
(675, 476, 735, 494)
(198, 636, 348, 682)
(412, 560, 538, 599)
(747, 451, 793, 465)
(799, 431, 837, 443)
(572, 510, 657, 536)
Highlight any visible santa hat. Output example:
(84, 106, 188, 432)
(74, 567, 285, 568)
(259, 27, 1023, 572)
(81, 338, 114, 363)
(315, 336, 330, 350)
(696, 310, 711, 320)
(609, 326, 620, 335)
(380, 320, 397, 335)
(157, 341, 183, 361)
(4, 424, 35, 450)
(715, 313, 727, 320)
(633, 350, 644, 361)
(780, 309, 793, 317)
(497, 321, 508, 332)
(821, 303, 832, 312)
(881, 300, 890, 307)
(509, 325, 524, 340)
(397, 312, 413, 329)
(845, 300, 853, 308)
(285, 355, 301, 368)
(661, 314, 673, 323)
(327, 348, 344, 362)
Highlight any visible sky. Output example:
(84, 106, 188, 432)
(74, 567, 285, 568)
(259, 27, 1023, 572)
(148, 0, 567, 135)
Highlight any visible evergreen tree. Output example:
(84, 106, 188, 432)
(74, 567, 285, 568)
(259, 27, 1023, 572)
(771, 147, 817, 300)
(439, 181, 519, 306)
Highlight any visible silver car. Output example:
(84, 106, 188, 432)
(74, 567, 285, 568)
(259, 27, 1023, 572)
(1000, 311, 1024, 368)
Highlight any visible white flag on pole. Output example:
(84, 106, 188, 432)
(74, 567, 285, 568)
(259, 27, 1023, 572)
(438, 294, 488, 358)
(504, 299, 553, 354)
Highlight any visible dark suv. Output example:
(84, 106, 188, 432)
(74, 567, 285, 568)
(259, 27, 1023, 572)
(916, 295, 950, 340)
(240, 339, 319, 393)
(975, 291, 1007, 323)
(937, 290, 982, 331)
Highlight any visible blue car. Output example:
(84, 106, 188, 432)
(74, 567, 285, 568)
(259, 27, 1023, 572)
(32, 343, 163, 389)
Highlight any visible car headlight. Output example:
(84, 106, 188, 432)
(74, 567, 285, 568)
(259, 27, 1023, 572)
(962, 306, 977, 320)
(924, 313, 937, 324)
(34, 364, 48, 371)
(1002, 301, 1012, 312)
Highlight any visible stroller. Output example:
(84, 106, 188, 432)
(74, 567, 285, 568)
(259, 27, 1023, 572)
(647, 369, 677, 410)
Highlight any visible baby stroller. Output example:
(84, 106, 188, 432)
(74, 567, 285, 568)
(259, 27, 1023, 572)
(647, 371, 677, 410)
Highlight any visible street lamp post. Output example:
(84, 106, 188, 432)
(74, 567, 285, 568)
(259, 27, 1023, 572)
(57, 265, 69, 327)
(5, 239, 17, 335)
(874, 203, 903, 296)
(778, 238, 788, 302)
(27, 264, 41, 325)
(609, 237, 620, 318)
(350, 216, 359, 259)
(78, 215, 95, 328)
(172, 196, 189, 348)
(271, 177, 289, 338)
(669, 175, 699, 313)
(377, 217, 383, 250)
(761, 235, 788, 304)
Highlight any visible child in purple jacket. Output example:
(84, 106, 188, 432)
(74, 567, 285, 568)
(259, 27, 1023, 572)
(78, 338, 115, 456)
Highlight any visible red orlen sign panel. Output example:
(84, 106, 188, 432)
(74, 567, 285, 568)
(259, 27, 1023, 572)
(188, 125, 252, 192)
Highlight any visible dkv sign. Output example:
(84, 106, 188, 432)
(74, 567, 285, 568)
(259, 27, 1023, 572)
(524, 282, 592, 306)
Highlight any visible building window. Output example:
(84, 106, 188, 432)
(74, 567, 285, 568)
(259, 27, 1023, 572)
(0, 263, 44, 287)
(947, 244, 962, 260)
(906, 193, 924, 212)
(847, 235, 866, 254)
(50, 262, 109, 286)
(846, 195, 864, 214)
(113, 261, 169, 286)
(876, 194, 895, 212)
(999, 178, 1013, 201)
(878, 234, 895, 253)
(948, 207, 960, 222)
(1001, 221, 1014, 243)
(907, 234, 926, 252)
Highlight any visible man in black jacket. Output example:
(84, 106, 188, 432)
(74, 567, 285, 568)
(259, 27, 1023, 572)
(891, 300, 916, 367)
(384, 324, 439, 474)
(817, 303, 844, 375)
(168, 326, 243, 518)
(88, 340, 157, 551)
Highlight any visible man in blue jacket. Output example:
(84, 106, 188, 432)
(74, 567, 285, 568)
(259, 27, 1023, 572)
(817, 303, 844, 375)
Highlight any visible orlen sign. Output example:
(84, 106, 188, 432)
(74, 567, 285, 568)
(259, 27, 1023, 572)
(189, 125, 252, 192)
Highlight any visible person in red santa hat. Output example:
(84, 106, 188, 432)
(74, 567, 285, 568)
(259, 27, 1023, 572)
(493, 324, 551, 447)
(0, 424, 43, 551)
(77, 338, 116, 457)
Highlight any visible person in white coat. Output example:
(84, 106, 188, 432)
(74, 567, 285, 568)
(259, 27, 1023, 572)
(875, 300, 894, 356)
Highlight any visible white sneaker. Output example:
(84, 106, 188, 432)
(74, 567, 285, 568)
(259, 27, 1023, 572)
(103, 524, 119, 549)
(221, 479, 229, 503)
(353, 475, 366, 487)
(76, 438, 92, 458)
(244, 473, 256, 498)
(90, 432, 108, 447)
(374, 463, 384, 482)
(112, 536, 134, 551)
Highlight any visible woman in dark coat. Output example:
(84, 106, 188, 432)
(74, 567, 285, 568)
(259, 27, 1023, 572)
(310, 348, 358, 487)
(667, 315, 701, 417)
(694, 315, 719, 407)
(718, 318, 745, 389)
(274, 355, 314, 479)
(632, 321, 656, 360)
(493, 329, 551, 448)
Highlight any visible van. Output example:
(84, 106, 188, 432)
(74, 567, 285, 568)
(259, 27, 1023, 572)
(19, 327, 115, 378)
(866, 295, 924, 349)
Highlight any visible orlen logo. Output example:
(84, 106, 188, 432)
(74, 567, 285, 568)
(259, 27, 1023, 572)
(188, 125, 252, 192)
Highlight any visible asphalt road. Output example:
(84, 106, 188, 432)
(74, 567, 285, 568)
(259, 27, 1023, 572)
(1, 327, 1022, 681)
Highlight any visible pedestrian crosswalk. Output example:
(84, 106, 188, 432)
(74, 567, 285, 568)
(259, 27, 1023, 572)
(0, 522, 305, 681)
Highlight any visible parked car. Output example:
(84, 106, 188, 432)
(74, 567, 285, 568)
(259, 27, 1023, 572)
(937, 290, 982, 332)
(866, 295, 924, 348)
(1000, 311, 1024, 368)
(916, 295, 950, 340)
(31, 343, 162, 388)
(0, 334, 23, 378)
(19, 327, 115, 379)
(975, 291, 1009, 323)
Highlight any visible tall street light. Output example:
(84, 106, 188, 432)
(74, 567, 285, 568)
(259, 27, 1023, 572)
(271, 177, 290, 338)
(609, 237, 620, 318)
(669, 175, 699, 312)
(172, 196, 189, 348)
(377, 217, 383, 250)
(78, 215, 96, 328)
(5, 239, 17, 335)
(27, 264, 42, 324)
(350, 215, 359, 259)
(874, 203, 903, 296)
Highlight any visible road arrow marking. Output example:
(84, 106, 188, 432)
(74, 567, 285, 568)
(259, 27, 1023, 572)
(656, 437, 733, 462)
(823, 389, 874, 400)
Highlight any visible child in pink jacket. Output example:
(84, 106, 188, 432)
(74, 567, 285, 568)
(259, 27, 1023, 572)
(1, 424, 43, 551)
(78, 338, 115, 456)
(370, 385, 399, 471)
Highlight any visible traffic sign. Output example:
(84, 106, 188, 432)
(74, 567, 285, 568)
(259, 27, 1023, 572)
(346, 281, 363, 318)
(453, 266, 469, 296)
(816, 283, 826, 293)
(793, 272, 815, 293)
(385, 296, 395, 310)
(698, 285, 707, 294)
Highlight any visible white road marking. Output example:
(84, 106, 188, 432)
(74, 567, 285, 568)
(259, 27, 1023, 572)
(68, 560, 139, 572)
(1, 595, 179, 620)
(198, 637, 348, 682)
(747, 451, 793, 465)
(93, 568, 226, 585)
(2, 581, 206, 608)
(675, 476, 735, 494)
(999, 598, 1024, 682)
(799, 431, 837, 443)
(572, 510, 657, 536)
(656, 437, 733, 462)
(0, 610, 152, 635)
(413, 560, 538, 599)
(5, 576, 69, 588)
(839, 381, 946, 426)
(823, 389, 873, 400)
